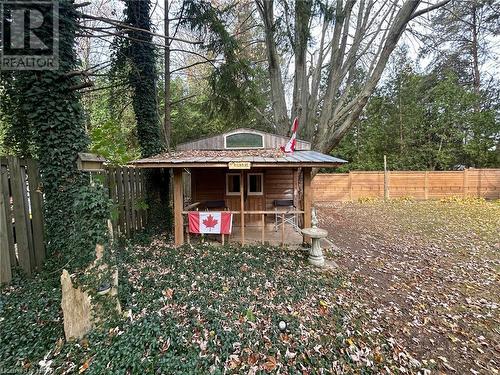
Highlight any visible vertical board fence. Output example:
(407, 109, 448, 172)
(312, 169, 500, 202)
(1, 156, 147, 284)
(0, 156, 45, 283)
(92, 167, 148, 238)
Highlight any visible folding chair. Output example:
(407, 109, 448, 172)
(273, 199, 299, 232)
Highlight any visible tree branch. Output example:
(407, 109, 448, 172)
(78, 13, 203, 45)
(410, 0, 452, 20)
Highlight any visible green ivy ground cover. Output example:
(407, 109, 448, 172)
(1, 237, 420, 374)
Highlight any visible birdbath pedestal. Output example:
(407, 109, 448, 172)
(301, 208, 328, 267)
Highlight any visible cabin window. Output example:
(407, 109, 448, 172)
(226, 173, 241, 195)
(247, 173, 263, 195)
(225, 132, 264, 149)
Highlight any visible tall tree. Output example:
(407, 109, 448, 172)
(255, 0, 451, 155)
(164, 0, 171, 149)
(119, 0, 165, 158)
(420, 0, 499, 93)
(336, 53, 499, 171)
(114, 0, 170, 227)
(0, 1, 109, 269)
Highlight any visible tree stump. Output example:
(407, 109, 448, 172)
(60, 270, 92, 340)
(61, 244, 121, 340)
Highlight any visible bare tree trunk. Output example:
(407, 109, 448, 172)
(292, 0, 312, 138)
(314, 0, 422, 154)
(256, 0, 449, 156)
(256, 0, 289, 135)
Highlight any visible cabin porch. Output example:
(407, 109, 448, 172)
(175, 166, 312, 246)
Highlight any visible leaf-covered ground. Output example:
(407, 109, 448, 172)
(1, 199, 498, 374)
(318, 198, 500, 374)
(2, 238, 422, 374)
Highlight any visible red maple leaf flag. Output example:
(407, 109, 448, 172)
(188, 212, 233, 234)
(202, 214, 218, 228)
(280, 117, 298, 153)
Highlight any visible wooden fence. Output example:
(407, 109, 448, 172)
(1, 156, 147, 284)
(92, 167, 148, 238)
(1, 157, 45, 282)
(312, 169, 500, 202)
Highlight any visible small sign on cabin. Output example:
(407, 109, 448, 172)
(228, 161, 251, 169)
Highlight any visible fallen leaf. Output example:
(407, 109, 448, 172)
(79, 360, 89, 373)
(263, 356, 277, 371)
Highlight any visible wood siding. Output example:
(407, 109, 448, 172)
(312, 169, 500, 202)
(177, 128, 311, 151)
(264, 168, 294, 210)
(189, 168, 296, 226)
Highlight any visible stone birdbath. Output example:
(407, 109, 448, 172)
(301, 207, 328, 267)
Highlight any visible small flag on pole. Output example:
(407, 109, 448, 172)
(188, 212, 233, 234)
(280, 117, 298, 153)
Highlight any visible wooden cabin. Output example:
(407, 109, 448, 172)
(131, 128, 346, 246)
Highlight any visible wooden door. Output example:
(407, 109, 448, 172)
(245, 172, 264, 226)
(245, 195, 263, 226)
(225, 196, 240, 225)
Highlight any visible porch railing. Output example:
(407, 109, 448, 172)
(181, 210, 305, 246)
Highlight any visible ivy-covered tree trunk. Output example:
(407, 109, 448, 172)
(122, 0, 170, 229)
(1, 1, 122, 337)
(0, 0, 109, 269)
(123, 0, 164, 157)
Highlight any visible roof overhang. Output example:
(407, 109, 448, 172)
(130, 150, 347, 169)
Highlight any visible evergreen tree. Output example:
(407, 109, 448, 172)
(336, 50, 498, 171)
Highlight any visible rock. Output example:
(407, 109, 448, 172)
(60, 270, 92, 340)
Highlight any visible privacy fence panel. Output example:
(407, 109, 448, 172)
(312, 169, 500, 202)
(0, 157, 45, 283)
(1, 156, 148, 284)
(91, 166, 148, 238)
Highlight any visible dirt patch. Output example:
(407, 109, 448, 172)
(318, 200, 500, 374)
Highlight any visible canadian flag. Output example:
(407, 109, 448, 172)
(280, 117, 298, 153)
(188, 212, 233, 234)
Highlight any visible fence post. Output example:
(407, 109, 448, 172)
(0, 166, 12, 284)
(1, 164, 16, 267)
(129, 168, 137, 232)
(384, 155, 389, 201)
(140, 170, 148, 227)
(115, 168, 125, 236)
(348, 172, 352, 201)
(123, 168, 132, 235)
(8, 156, 32, 276)
(463, 168, 468, 197)
(107, 167, 118, 235)
(424, 171, 429, 200)
(26, 160, 45, 269)
(134, 169, 141, 230)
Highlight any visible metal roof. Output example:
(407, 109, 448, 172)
(131, 149, 347, 168)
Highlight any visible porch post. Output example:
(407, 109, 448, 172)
(173, 168, 184, 246)
(240, 170, 245, 245)
(303, 167, 312, 242)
